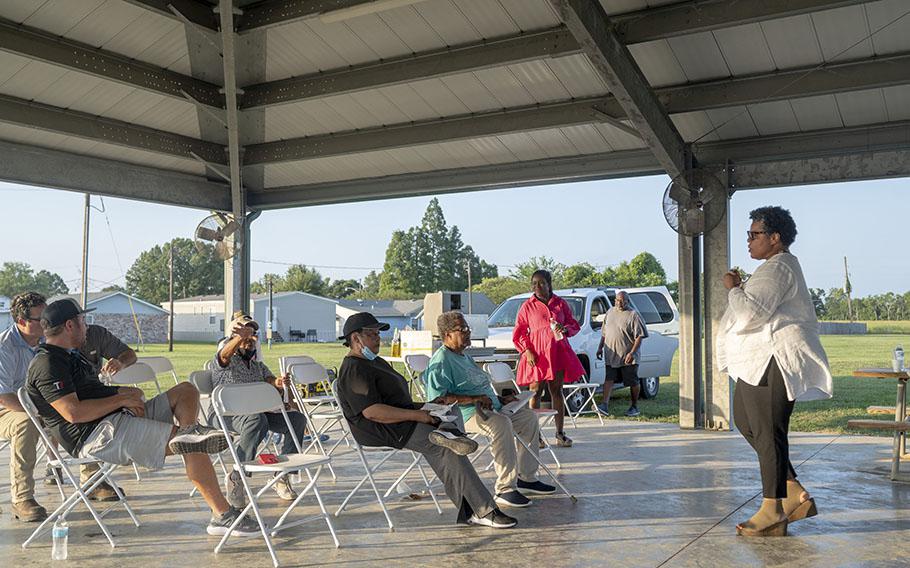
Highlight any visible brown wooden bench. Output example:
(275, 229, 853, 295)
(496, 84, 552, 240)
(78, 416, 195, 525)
(866, 406, 897, 415)
(848, 419, 910, 480)
(847, 419, 910, 431)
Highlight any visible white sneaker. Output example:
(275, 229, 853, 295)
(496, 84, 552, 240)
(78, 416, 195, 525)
(274, 475, 298, 501)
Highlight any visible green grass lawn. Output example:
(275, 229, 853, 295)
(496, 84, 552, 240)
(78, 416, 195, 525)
(135, 333, 909, 435)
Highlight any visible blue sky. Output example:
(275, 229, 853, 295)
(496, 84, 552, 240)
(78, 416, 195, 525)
(0, 175, 906, 297)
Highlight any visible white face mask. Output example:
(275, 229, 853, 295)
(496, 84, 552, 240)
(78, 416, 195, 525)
(361, 345, 379, 361)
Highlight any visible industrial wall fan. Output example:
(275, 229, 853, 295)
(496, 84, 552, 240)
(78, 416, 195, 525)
(662, 168, 727, 236)
(194, 212, 240, 260)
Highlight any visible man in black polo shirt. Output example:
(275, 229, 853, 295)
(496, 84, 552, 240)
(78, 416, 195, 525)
(26, 299, 259, 536)
(336, 312, 517, 529)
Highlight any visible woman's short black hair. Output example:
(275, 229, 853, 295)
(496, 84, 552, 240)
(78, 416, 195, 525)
(531, 269, 552, 288)
(749, 206, 797, 247)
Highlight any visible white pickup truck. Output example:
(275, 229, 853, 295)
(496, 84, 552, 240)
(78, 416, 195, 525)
(485, 286, 679, 401)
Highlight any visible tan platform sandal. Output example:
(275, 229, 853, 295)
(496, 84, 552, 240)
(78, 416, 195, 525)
(736, 518, 788, 537)
(786, 497, 817, 522)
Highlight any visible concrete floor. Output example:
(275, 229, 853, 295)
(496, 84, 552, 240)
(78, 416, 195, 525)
(2, 420, 909, 568)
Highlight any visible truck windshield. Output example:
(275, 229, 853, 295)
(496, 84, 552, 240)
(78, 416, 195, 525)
(488, 297, 585, 328)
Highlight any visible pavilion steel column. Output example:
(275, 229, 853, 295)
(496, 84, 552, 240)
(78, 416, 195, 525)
(702, 186, 731, 430)
(677, 233, 703, 429)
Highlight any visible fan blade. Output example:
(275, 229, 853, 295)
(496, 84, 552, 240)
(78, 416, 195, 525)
(196, 225, 220, 242)
(682, 208, 705, 235)
(213, 212, 230, 228)
(214, 240, 234, 260)
(668, 183, 694, 208)
(220, 220, 240, 239)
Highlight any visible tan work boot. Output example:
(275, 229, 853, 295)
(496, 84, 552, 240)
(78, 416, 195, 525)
(88, 481, 123, 502)
(12, 499, 47, 523)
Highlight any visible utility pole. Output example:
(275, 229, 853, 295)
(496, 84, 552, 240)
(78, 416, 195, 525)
(844, 256, 854, 322)
(267, 275, 273, 350)
(168, 242, 174, 352)
(465, 260, 473, 314)
(80, 193, 90, 308)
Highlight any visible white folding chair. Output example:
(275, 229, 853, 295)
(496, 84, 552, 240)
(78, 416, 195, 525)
(278, 355, 315, 375)
(107, 361, 163, 395)
(212, 383, 339, 567)
(16, 388, 140, 549)
(561, 375, 606, 427)
(137, 356, 180, 387)
(332, 382, 442, 529)
(484, 362, 560, 469)
(403, 354, 429, 400)
(286, 362, 346, 480)
(187, 370, 229, 496)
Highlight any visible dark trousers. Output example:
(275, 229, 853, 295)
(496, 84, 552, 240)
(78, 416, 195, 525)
(220, 411, 308, 463)
(403, 423, 496, 522)
(733, 358, 797, 499)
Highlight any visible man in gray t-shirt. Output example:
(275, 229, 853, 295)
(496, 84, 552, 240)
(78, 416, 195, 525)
(596, 292, 648, 417)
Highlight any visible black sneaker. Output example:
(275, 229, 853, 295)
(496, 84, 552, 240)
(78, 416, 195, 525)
(44, 466, 62, 486)
(169, 425, 229, 455)
(517, 479, 557, 495)
(207, 506, 260, 537)
(625, 406, 641, 417)
(597, 402, 611, 416)
(494, 490, 531, 508)
(428, 429, 478, 456)
(468, 508, 517, 529)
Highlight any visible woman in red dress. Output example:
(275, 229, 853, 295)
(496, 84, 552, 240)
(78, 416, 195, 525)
(512, 270, 585, 447)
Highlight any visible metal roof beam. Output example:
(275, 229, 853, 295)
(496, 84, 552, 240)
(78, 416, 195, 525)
(0, 139, 231, 210)
(554, 0, 688, 177)
(236, 0, 375, 33)
(240, 26, 579, 109)
(122, 0, 220, 31)
(247, 149, 662, 209)
(247, 121, 910, 209)
(0, 17, 224, 108)
(0, 94, 227, 164)
(243, 51, 910, 165)
(242, 96, 622, 165)
(613, 0, 869, 44)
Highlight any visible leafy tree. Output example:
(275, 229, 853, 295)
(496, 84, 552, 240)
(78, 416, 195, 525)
(101, 284, 126, 293)
(602, 252, 667, 287)
(251, 265, 328, 296)
(0, 261, 69, 298)
(362, 271, 381, 297)
(472, 276, 528, 305)
(326, 278, 362, 299)
(378, 198, 497, 296)
(562, 263, 601, 288)
(125, 238, 222, 305)
(509, 256, 566, 283)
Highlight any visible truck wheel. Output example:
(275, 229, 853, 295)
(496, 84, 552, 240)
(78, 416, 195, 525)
(565, 389, 585, 414)
(639, 377, 659, 399)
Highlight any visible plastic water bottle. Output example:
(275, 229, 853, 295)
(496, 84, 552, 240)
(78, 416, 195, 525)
(895, 345, 905, 372)
(550, 317, 564, 341)
(51, 518, 68, 560)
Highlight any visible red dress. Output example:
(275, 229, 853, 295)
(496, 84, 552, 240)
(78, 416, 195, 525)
(512, 294, 585, 386)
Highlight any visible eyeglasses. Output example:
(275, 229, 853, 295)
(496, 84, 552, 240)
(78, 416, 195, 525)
(449, 326, 472, 334)
(746, 230, 768, 240)
(25, 317, 42, 322)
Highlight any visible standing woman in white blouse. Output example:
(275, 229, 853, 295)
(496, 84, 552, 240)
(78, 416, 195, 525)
(717, 206, 833, 537)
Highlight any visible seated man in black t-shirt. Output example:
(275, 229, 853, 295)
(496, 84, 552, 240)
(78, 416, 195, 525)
(25, 299, 259, 536)
(336, 312, 517, 529)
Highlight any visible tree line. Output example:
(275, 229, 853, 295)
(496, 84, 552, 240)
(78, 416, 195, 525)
(2, 197, 905, 322)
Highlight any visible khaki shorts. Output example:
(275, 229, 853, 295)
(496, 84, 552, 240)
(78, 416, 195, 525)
(79, 393, 174, 471)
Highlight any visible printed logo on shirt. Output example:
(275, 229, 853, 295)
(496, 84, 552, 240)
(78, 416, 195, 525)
(52, 381, 66, 391)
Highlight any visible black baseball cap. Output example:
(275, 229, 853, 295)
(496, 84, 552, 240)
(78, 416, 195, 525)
(339, 312, 389, 340)
(41, 298, 95, 328)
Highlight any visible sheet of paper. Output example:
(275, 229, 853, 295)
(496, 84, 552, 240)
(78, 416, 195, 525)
(499, 391, 534, 415)
(421, 402, 458, 422)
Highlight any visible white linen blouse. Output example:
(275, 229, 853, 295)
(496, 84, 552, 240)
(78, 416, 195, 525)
(716, 252, 833, 402)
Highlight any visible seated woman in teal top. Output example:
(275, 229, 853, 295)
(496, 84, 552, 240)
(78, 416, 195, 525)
(424, 311, 556, 509)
